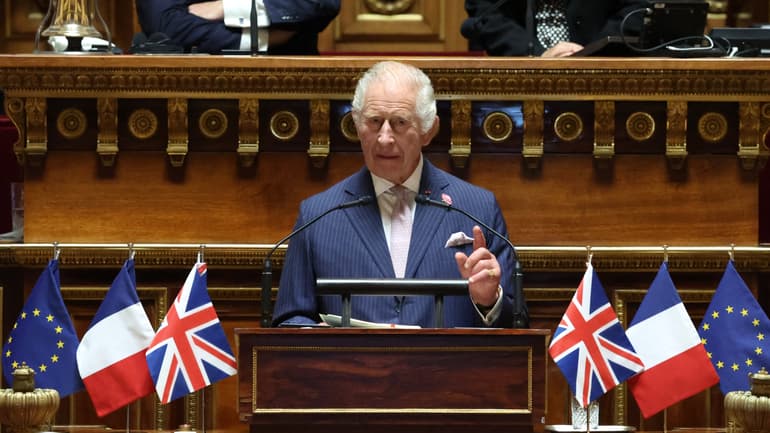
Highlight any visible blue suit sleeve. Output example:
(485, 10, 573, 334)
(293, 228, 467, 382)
(135, 0, 240, 53)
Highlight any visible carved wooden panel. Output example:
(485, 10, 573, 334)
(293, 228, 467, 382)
(318, 0, 468, 53)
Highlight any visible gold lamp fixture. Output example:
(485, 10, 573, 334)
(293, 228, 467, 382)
(0, 364, 60, 433)
(34, 0, 112, 53)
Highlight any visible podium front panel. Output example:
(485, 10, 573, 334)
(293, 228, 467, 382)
(236, 328, 548, 433)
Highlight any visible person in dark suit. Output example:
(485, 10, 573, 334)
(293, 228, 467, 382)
(271, 61, 524, 329)
(135, 0, 340, 54)
(462, 0, 647, 57)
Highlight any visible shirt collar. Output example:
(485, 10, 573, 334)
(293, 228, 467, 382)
(371, 155, 423, 197)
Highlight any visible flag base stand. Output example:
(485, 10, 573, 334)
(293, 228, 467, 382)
(545, 425, 635, 432)
(544, 396, 635, 433)
(174, 424, 196, 433)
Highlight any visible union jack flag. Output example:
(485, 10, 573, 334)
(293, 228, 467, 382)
(548, 263, 644, 407)
(146, 261, 237, 404)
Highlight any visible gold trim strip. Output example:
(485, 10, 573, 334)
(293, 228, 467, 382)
(252, 408, 530, 414)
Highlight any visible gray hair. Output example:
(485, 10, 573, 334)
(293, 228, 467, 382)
(351, 61, 437, 135)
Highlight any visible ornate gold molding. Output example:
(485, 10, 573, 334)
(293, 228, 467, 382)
(593, 101, 615, 161)
(666, 101, 688, 170)
(308, 99, 330, 167)
(1, 244, 768, 272)
(449, 100, 471, 168)
(2, 57, 770, 170)
(738, 102, 770, 172)
(522, 100, 544, 169)
(237, 98, 259, 168)
(4, 96, 26, 165)
(3, 59, 770, 99)
(167, 98, 188, 167)
(25, 97, 47, 166)
(97, 98, 118, 167)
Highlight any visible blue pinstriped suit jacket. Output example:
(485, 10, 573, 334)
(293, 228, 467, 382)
(271, 160, 516, 328)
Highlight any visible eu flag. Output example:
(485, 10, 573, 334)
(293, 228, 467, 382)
(2, 259, 83, 397)
(698, 260, 770, 393)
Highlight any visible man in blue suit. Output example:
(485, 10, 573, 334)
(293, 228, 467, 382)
(272, 61, 525, 329)
(135, 0, 340, 54)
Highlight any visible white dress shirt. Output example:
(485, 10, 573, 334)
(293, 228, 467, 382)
(222, 0, 270, 52)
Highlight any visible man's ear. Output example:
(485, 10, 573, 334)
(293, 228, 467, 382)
(421, 115, 440, 147)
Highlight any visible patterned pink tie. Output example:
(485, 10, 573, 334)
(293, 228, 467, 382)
(390, 185, 412, 278)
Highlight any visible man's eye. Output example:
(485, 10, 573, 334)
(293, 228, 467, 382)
(393, 118, 411, 131)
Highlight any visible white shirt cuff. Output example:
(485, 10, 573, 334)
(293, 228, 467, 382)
(473, 285, 503, 326)
(223, 0, 270, 28)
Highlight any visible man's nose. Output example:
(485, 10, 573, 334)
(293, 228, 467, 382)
(377, 119, 395, 142)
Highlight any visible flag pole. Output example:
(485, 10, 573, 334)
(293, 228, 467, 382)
(125, 405, 131, 433)
(197, 245, 206, 433)
(126, 244, 134, 433)
(585, 402, 591, 433)
(201, 388, 206, 433)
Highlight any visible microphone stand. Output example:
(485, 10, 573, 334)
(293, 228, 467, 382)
(526, 0, 535, 56)
(260, 196, 374, 328)
(250, 0, 258, 56)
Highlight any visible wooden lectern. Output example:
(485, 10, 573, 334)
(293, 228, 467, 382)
(236, 328, 549, 433)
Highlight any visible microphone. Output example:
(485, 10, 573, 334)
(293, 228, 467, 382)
(250, 0, 258, 56)
(415, 194, 529, 328)
(525, 0, 535, 56)
(261, 195, 374, 327)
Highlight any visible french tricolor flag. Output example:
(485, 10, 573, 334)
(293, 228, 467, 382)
(76, 259, 155, 417)
(626, 262, 719, 418)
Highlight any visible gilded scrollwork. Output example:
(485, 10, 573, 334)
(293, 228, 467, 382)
(167, 98, 189, 167)
(97, 98, 118, 167)
(237, 99, 259, 168)
(522, 100, 544, 168)
(666, 101, 688, 170)
(738, 102, 768, 172)
(308, 99, 330, 168)
(4, 96, 26, 165)
(449, 100, 470, 168)
(593, 101, 615, 160)
(363, 0, 413, 15)
(0, 59, 769, 171)
(25, 97, 47, 166)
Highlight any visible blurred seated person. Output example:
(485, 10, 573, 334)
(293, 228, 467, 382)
(462, 0, 647, 57)
(135, 0, 340, 54)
